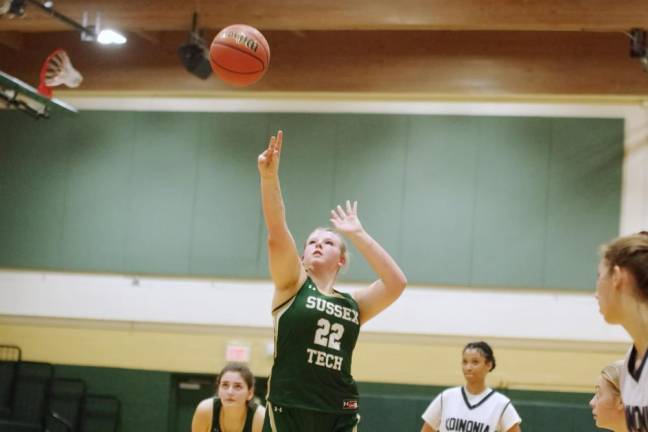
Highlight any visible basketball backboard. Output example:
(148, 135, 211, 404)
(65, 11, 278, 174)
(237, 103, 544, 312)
(0, 70, 77, 119)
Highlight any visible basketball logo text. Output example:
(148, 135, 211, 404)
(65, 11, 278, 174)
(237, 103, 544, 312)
(220, 31, 259, 52)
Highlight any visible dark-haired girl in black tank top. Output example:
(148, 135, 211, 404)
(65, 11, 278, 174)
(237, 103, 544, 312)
(192, 363, 265, 432)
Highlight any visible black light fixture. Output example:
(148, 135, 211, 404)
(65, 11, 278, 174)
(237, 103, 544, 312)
(629, 28, 648, 73)
(178, 13, 212, 80)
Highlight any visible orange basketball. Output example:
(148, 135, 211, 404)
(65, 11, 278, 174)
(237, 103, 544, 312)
(209, 24, 270, 87)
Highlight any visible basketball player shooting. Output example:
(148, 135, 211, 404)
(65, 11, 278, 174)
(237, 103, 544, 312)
(258, 130, 407, 432)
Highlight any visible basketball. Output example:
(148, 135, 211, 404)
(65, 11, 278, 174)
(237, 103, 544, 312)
(209, 24, 270, 87)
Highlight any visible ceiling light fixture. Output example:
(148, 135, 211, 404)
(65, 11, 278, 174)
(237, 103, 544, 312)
(7, 0, 127, 45)
(97, 29, 127, 45)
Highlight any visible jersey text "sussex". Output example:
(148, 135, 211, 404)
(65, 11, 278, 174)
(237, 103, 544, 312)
(305, 296, 359, 325)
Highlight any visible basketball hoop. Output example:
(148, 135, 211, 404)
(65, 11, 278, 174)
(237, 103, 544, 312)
(37, 49, 83, 98)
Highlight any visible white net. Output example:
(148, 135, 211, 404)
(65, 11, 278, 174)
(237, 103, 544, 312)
(43, 49, 83, 88)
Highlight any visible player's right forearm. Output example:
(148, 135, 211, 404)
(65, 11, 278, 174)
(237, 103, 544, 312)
(260, 175, 289, 236)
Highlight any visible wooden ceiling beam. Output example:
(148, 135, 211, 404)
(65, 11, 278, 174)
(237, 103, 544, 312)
(0, 0, 647, 32)
(2, 30, 647, 98)
(0, 31, 22, 50)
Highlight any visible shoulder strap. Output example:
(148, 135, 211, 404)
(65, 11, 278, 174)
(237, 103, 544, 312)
(243, 403, 257, 432)
(211, 398, 221, 432)
(272, 277, 310, 314)
(499, 400, 512, 421)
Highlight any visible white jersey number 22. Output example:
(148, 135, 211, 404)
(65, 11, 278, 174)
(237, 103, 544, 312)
(314, 318, 344, 350)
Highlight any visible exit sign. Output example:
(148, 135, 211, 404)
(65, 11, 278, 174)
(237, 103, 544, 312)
(225, 344, 251, 362)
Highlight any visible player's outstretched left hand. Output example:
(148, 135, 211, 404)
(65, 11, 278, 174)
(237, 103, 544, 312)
(330, 200, 363, 236)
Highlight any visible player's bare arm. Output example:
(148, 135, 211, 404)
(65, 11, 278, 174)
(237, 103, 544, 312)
(259, 130, 307, 309)
(330, 200, 407, 324)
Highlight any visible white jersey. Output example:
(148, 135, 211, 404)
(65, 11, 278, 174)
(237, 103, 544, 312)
(422, 387, 521, 432)
(621, 346, 648, 432)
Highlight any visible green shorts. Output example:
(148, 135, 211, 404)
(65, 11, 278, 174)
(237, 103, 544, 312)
(263, 402, 360, 432)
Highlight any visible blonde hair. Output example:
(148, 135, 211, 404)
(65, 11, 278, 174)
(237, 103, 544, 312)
(600, 360, 624, 397)
(600, 231, 648, 302)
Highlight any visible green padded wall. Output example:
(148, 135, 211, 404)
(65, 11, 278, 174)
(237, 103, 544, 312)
(355, 383, 598, 432)
(168, 372, 598, 432)
(0, 111, 623, 289)
(55, 365, 172, 432)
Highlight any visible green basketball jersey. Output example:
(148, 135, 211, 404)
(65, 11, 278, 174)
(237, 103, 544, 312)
(267, 277, 361, 414)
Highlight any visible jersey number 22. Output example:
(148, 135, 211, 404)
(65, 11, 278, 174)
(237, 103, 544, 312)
(314, 318, 344, 350)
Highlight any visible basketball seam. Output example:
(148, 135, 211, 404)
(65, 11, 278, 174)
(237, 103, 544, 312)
(211, 41, 266, 74)
(255, 37, 270, 63)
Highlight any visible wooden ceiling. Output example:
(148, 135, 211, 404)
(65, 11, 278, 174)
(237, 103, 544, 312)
(2, 0, 648, 32)
(2, 0, 648, 99)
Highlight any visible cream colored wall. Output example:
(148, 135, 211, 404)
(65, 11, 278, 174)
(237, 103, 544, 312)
(0, 317, 276, 376)
(0, 316, 627, 393)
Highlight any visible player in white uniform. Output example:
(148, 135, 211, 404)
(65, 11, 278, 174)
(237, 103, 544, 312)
(421, 342, 521, 432)
(596, 232, 648, 432)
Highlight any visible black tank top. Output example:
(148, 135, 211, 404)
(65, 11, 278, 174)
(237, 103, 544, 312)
(211, 398, 256, 432)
